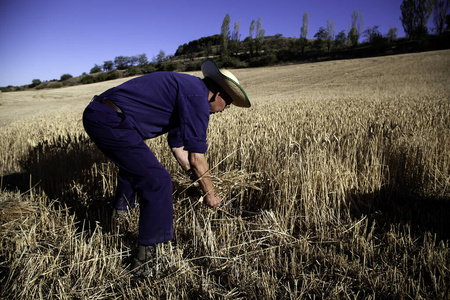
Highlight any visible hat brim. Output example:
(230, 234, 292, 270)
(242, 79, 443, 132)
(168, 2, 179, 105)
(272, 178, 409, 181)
(201, 59, 251, 108)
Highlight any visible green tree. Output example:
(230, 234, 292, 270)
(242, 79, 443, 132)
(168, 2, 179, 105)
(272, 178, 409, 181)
(348, 27, 358, 46)
(300, 12, 308, 39)
(401, 0, 435, 39)
(153, 50, 166, 65)
(300, 12, 309, 54)
(326, 20, 335, 51)
(30, 79, 41, 88)
(221, 13, 231, 57)
(313, 27, 327, 51)
(388, 27, 398, 43)
(255, 17, 265, 55)
(364, 26, 383, 43)
(60, 74, 73, 81)
(416, 0, 434, 38)
(80, 75, 95, 85)
(205, 41, 213, 57)
(248, 19, 256, 56)
(138, 54, 149, 66)
(130, 56, 139, 66)
(433, 0, 449, 34)
(114, 56, 130, 69)
(348, 10, 364, 46)
(103, 60, 114, 71)
(231, 21, 241, 55)
(90, 64, 102, 74)
(401, 0, 416, 38)
(334, 30, 347, 48)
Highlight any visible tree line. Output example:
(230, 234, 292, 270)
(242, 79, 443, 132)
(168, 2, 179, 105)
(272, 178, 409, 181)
(18, 52, 174, 91)
(206, 0, 448, 68)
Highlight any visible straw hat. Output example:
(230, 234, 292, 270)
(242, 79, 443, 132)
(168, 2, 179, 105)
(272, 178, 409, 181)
(201, 59, 251, 108)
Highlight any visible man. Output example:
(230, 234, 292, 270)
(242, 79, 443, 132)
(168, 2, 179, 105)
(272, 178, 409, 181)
(82, 59, 250, 276)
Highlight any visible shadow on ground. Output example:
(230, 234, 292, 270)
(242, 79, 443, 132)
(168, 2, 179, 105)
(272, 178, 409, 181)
(347, 144, 450, 242)
(2, 134, 118, 236)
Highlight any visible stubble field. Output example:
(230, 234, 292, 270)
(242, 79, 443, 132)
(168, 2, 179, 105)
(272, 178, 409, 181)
(1, 50, 449, 299)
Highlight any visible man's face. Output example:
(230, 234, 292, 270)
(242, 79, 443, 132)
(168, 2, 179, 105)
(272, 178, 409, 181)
(209, 91, 232, 114)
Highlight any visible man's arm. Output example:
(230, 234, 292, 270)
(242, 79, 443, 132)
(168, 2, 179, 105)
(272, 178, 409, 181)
(188, 152, 221, 208)
(170, 146, 199, 187)
(170, 146, 191, 171)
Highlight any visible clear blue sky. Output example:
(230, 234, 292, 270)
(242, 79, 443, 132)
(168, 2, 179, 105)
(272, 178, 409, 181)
(0, 0, 421, 87)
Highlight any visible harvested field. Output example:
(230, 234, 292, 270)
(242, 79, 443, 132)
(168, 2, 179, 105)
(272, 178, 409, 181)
(1, 50, 449, 299)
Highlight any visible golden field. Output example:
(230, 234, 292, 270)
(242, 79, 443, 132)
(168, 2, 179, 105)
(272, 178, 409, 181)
(1, 50, 449, 299)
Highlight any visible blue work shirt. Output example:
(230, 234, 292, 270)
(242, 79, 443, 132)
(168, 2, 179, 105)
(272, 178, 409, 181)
(100, 72, 210, 153)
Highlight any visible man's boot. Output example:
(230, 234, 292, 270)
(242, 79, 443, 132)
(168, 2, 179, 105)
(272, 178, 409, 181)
(131, 245, 157, 278)
(111, 208, 128, 233)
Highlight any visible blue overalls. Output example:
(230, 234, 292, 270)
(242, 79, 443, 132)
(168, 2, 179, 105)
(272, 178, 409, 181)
(82, 72, 210, 246)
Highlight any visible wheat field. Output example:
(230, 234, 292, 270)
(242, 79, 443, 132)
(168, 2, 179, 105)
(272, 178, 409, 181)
(1, 50, 449, 299)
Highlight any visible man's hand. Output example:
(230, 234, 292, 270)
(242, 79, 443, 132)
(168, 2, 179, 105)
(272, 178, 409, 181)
(204, 192, 221, 208)
(171, 147, 200, 186)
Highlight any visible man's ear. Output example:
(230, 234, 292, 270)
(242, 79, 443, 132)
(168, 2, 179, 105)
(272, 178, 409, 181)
(209, 91, 218, 103)
(217, 90, 228, 101)
(218, 90, 232, 104)
(209, 91, 222, 102)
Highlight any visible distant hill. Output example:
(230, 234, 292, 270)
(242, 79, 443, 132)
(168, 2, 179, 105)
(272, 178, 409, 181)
(2, 32, 449, 92)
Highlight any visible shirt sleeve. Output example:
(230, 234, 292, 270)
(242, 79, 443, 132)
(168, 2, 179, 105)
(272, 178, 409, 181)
(167, 127, 183, 148)
(177, 94, 210, 153)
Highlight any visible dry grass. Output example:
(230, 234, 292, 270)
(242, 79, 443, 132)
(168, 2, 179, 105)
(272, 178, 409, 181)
(1, 50, 449, 299)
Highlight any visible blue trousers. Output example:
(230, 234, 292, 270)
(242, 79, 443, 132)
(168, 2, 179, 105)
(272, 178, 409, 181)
(83, 100, 174, 246)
